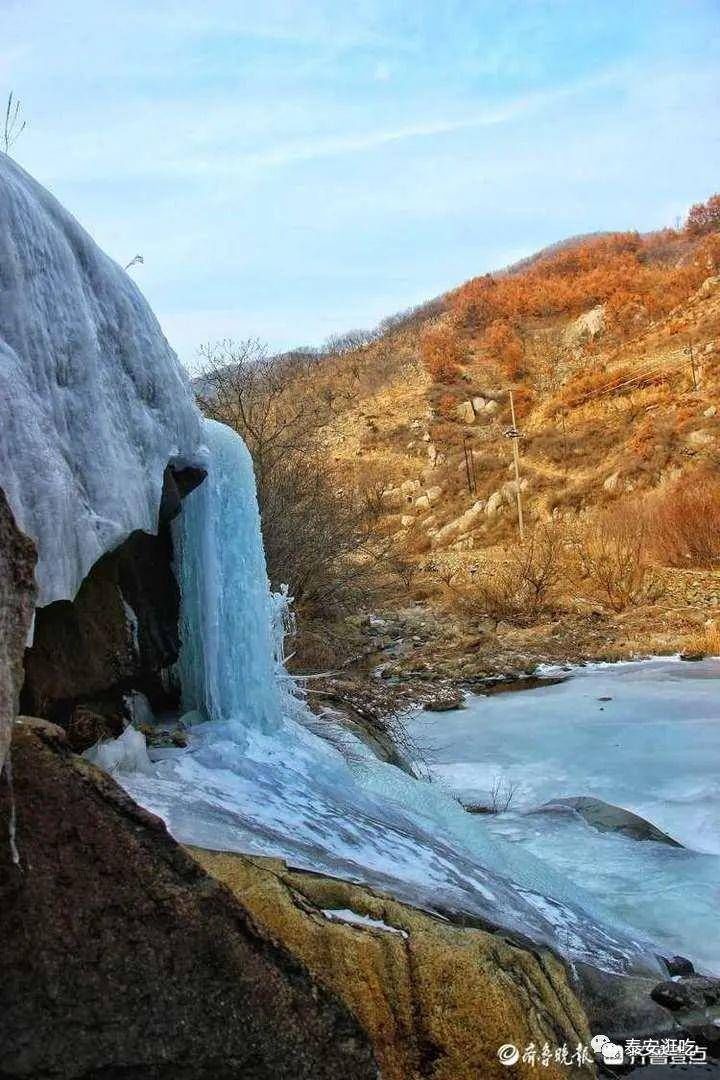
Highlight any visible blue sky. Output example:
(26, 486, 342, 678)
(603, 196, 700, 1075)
(2, 0, 719, 370)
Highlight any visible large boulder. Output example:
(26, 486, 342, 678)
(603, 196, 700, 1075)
(0, 723, 377, 1079)
(0, 490, 36, 770)
(535, 797, 683, 847)
(194, 849, 595, 1080)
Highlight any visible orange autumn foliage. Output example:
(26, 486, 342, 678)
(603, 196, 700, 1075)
(420, 325, 462, 383)
(686, 193, 720, 237)
(481, 320, 524, 379)
(451, 231, 720, 340)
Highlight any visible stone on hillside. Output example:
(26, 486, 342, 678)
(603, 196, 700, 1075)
(414, 494, 431, 511)
(0, 490, 37, 770)
(455, 400, 476, 424)
(426, 485, 443, 505)
(381, 488, 403, 509)
(603, 472, 621, 493)
(698, 275, 720, 300)
(432, 500, 486, 546)
(400, 479, 421, 496)
(564, 305, 605, 346)
(704, 406, 717, 418)
(486, 490, 504, 516)
(482, 399, 501, 416)
(471, 396, 486, 412)
(687, 429, 715, 446)
(501, 478, 529, 506)
(400, 515, 414, 528)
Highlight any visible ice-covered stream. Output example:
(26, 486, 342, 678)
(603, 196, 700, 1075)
(106, 418, 669, 981)
(406, 661, 720, 972)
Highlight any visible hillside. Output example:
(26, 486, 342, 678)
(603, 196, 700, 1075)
(197, 196, 720, 682)
(302, 198, 720, 677)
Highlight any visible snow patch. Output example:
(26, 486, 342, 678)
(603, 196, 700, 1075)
(321, 909, 408, 938)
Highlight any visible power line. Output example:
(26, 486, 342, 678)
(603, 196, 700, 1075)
(570, 352, 692, 407)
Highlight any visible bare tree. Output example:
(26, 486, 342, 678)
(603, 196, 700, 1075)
(3, 92, 26, 155)
(196, 339, 386, 617)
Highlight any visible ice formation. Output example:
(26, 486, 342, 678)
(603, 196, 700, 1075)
(115, 417, 663, 978)
(0, 154, 200, 605)
(406, 658, 720, 972)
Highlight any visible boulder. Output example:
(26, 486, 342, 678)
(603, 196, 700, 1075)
(455, 400, 476, 424)
(381, 488, 403, 509)
(687, 429, 715, 446)
(0, 724, 377, 1080)
(485, 490, 505, 516)
(194, 850, 595, 1080)
(535, 797, 683, 847)
(414, 494, 431, 511)
(426, 485, 443, 505)
(697, 275, 720, 300)
(564, 305, 605, 346)
(501, 478, 529, 506)
(400, 479, 421, 496)
(471, 396, 486, 412)
(0, 490, 36, 771)
(651, 976, 720, 1012)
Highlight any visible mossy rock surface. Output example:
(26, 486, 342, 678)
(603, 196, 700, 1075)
(192, 848, 595, 1080)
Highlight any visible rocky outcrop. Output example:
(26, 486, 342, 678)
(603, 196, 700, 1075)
(193, 849, 595, 1080)
(21, 463, 205, 741)
(0, 723, 377, 1079)
(0, 491, 36, 770)
(535, 797, 683, 847)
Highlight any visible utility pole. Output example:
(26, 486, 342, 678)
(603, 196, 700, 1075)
(687, 343, 698, 392)
(462, 434, 477, 494)
(557, 408, 568, 478)
(505, 390, 525, 543)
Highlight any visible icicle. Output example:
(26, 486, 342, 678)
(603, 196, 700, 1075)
(3, 752, 21, 868)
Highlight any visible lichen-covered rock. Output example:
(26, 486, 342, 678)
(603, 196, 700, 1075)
(0, 725, 378, 1080)
(193, 849, 595, 1080)
(0, 489, 36, 770)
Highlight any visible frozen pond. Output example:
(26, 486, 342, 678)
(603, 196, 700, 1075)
(406, 657, 720, 971)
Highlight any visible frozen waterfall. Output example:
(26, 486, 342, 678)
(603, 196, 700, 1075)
(114, 417, 664, 979)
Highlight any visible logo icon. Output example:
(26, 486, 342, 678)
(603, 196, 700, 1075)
(601, 1042, 625, 1065)
(590, 1035, 610, 1053)
(498, 1044, 520, 1066)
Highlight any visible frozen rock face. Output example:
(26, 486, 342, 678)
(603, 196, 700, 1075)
(0, 155, 201, 606)
(0, 490, 36, 769)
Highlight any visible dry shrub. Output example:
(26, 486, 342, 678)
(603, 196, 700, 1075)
(569, 508, 666, 612)
(556, 363, 670, 410)
(481, 320, 524, 379)
(642, 470, 720, 567)
(685, 622, 720, 657)
(442, 525, 563, 625)
(421, 325, 463, 383)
